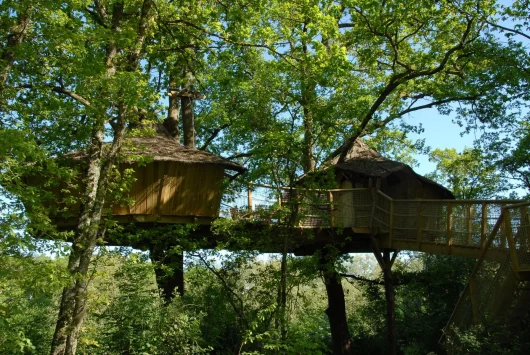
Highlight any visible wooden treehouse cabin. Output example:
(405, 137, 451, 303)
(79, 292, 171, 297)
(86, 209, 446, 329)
(41, 125, 245, 229)
(21, 124, 245, 299)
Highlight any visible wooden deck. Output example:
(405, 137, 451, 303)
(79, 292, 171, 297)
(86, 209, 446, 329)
(230, 186, 527, 260)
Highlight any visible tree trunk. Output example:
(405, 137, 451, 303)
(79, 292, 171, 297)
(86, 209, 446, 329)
(0, 7, 30, 110)
(150, 243, 185, 301)
(181, 70, 195, 149)
(382, 250, 398, 355)
(319, 251, 353, 354)
(276, 238, 288, 341)
(163, 74, 180, 139)
(300, 21, 316, 173)
(50, 2, 137, 353)
(372, 242, 399, 355)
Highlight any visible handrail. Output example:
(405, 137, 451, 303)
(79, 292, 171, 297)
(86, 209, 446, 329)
(442, 200, 530, 343)
(443, 209, 506, 334)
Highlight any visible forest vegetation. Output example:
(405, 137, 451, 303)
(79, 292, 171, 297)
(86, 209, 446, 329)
(1, 0, 530, 354)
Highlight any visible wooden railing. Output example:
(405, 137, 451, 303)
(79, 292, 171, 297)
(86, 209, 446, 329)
(444, 201, 530, 339)
(235, 185, 524, 259)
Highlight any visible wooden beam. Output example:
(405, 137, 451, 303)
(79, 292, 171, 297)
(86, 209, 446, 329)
(329, 191, 335, 227)
(446, 203, 453, 247)
(481, 203, 487, 247)
(248, 186, 253, 214)
(466, 205, 474, 245)
(505, 209, 520, 273)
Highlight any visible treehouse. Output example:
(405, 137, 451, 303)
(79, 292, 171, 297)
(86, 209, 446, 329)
(292, 139, 454, 230)
(329, 139, 453, 199)
(40, 125, 245, 228)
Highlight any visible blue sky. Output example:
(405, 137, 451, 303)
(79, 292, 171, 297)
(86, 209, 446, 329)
(406, 108, 475, 175)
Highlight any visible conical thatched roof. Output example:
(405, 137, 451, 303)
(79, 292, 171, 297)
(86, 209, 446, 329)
(64, 124, 246, 173)
(327, 139, 454, 198)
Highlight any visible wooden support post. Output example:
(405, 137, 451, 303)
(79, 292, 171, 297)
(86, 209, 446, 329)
(505, 209, 520, 273)
(329, 191, 335, 227)
(466, 205, 474, 245)
(501, 204, 506, 248)
(248, 186, 253, 214)
(446, 203, 453, 247)
(370, 188, 378, 235)
(481, 203, 488, 247)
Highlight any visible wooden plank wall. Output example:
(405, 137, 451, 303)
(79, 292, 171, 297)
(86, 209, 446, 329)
(113, 161, 224, 218)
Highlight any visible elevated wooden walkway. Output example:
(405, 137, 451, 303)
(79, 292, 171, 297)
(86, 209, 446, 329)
(235, 186, 530, 340)
(231, 185, 527, 260)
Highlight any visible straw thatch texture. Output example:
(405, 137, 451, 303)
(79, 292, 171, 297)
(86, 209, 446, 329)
(64, 124, 245, 173)
(330, 139, 454, 199)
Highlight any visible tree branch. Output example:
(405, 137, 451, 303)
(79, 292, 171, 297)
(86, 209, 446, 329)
(485, 19, 530, 41)
(199, 123, 231, 150)
(17, 84, 91, 106)
(329, 17, 476, 163)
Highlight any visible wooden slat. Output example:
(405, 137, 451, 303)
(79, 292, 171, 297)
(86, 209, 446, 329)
(505, 209, 520, 273)
(329, 191, 334, 227)
(447, 203, 453, 246)
(466, 205, 474, 245)
(481, 203, 487, 247)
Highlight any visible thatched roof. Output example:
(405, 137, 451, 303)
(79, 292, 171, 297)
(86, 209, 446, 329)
(328, 139, 454, 198)
(64, 124, 246, 173)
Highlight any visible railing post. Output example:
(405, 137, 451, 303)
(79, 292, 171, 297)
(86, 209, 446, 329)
(446, 203, 453, 247)
(501, 204, 506, 248)
(370, 188, 378, 234)
(247, 185, 253, 214)
(328, 191, 334, 227)
(466, 205, 474, 245)
(505, 208, 520, 273)
(481, 203, 487, 247)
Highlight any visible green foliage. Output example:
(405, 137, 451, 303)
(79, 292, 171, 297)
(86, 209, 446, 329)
(0, 255, 67, 354)
(427, 147, 504, 199)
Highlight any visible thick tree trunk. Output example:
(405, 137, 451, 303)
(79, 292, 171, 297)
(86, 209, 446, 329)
(0, 10, 30, 86)
(372, 242, 399, 355)
(302, 104, 315, 172)
(50, 2, 145, 353)
(150, 244, 185, 300)
(382, 250, 398, 355)
(0, 7, 30, 112)
(181, 70, 195, 149)
(50, 126, 106, 355)
(276, 238, 288, 341)
(164, 75, 180, 139)
(319, 251, 353, 354)
(300, 21, 316, 173)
